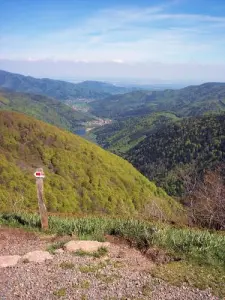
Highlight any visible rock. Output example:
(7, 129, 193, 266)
(22, 251, 53, 263)
(64, 240, 110, 252)
(0, 255, 21, 268)
(54, 248, 64, 254)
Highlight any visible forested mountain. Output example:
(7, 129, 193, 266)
(74, 80, 137, 95)
(90, 82, 225, 118)
(126, 113, 225, 196)
(90, 91, 149, 118)
(0, 111, 183, 221)
(92, 112, 180, 154)
(0, 70, 136, 101)
(0, 89, 92, 133)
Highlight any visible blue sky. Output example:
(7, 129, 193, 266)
(1, 0, 225, 81)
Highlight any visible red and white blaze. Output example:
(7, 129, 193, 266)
(34, 171, 45, 178)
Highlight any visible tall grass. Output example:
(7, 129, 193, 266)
(1, 212, 224, 268)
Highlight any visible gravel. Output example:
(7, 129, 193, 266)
(0, 227, 219, 300)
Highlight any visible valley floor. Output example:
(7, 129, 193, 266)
(0, 227, 218, 300)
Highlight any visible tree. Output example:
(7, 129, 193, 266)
(187, 166, 225, 230)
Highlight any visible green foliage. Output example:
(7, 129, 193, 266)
(93, 112, 180, 154)
(53, 288, 66, 297)
(90, 82, 225, 119)
(74, 247, 108, 258)
(79, 280, 90, 289)
(90, 84, 225, 198)
(47, 241, 66, 254)
(0, 111, 182, 221)
(127, 113, 225, 196)
(93, 246, 108, 257)
(60, 261, 75, 269)
(91, 90, 149, 118)
(95, 273, 121, 283)
(150, 262, 225, 298)
(79, 261, 107, 273)
(0, 89, 93, 133)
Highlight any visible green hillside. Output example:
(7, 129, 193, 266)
(92, 112, 180, 154)
(0, 89, 92, 133)
(126, 113, 225, 196)
(0, 111, 183, 222)
(0, 70, 136, 101)
(75, 80, 137, 95)
(90, 91, 149, 118)
(90, 83, 225, 118)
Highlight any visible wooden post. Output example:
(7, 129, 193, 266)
(34, 168, 48, 230)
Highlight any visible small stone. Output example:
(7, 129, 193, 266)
(0, 255, 21, 268)
(22, 251, 53, 263)
(54, 248, 64, 254)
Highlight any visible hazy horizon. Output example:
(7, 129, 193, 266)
(1, 61, 225, 86)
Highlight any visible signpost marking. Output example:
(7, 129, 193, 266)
(34, 168, 48, 230)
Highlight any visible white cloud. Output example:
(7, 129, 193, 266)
(112, 59, 124, 64)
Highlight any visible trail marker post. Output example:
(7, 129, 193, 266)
(34, 168, 48, 230)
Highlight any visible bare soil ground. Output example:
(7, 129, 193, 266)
(0, 227, 218, 300)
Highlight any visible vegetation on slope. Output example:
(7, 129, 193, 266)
(90, 90, 149, 118)
(126, 113, 225, 197)
(0, 89, 93, 133)
(74, 80, 137, 95)
(92, 112, 180, 154)
(0, 70, 137, 101)
(90, 90, 225, 230)
(90, 82, 225, 118)
(1, 212, 225, 297)
(0, 111, 183, 222)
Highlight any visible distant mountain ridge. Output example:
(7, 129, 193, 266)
(0, 88, 92, 133)
(91, 81, 225, 152)
(89, 82, 225, 198)
(0, 70, 137, 101)
(90, 82, 225, 118)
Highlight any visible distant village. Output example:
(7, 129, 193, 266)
(66, 99, 112, 130)
(85, 118, 112, 131)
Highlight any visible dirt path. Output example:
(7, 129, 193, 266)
(0, 227, 218, 300)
